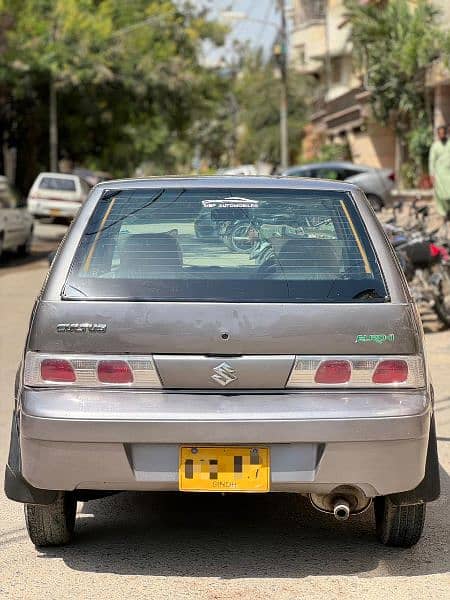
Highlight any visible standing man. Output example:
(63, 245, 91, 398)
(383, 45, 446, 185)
(429, 125, 450, 219)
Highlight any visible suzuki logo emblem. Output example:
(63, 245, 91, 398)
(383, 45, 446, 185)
(211, 362, 237, 387)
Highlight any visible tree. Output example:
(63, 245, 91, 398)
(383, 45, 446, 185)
(0, 0, 226, 191)
(232, 49, 310, 167)
(1, 0, 113, 171)
(344, 0, 450, 184)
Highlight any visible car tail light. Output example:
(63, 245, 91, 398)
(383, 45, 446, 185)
(41, 359, 76, 383)
(287, 355, 424, 388)
(24, 352, 161, 388)
(314, 360, 351, 384)
(388, 172, 396, 182)
(372, 360, 408, 384)
(98, 360, 133, 384)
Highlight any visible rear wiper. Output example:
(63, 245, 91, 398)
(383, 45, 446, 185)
(352, 289, 389, 301)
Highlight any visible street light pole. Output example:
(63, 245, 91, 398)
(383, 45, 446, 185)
(278, 0, 289, 171)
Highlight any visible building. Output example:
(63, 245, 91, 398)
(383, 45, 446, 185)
(426, 1, 450, 129)
(291, 0, 450, 173)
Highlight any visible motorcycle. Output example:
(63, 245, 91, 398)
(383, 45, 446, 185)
(384, 215, 450, 327)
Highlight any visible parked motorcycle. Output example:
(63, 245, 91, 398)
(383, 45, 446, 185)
(384, 207, 450, 327)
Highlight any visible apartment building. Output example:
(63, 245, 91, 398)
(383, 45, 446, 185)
(291, 0, 450, 172)
(426, 1, 450, 130)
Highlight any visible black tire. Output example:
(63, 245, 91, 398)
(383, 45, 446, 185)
(375, 496, 426, 547)
(24, 491, 77, 547)
(366, 194, 384, 212)
(434, 270, 450, 328)
(17, 228, 33, 256)
(227, 222, 252, 253)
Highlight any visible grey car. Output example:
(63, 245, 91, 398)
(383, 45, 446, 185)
(282, 162, 395, 211)
(5, 177, 439, 548)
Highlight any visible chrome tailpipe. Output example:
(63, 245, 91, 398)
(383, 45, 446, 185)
(309, 487, 371, 519)
(332, 498, 350, 521)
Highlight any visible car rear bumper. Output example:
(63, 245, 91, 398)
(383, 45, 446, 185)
(27, 198, 81, 218)
(19, 389, 431, 497)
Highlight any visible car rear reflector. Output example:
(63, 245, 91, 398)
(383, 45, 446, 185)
(41, 359, 76, 383)
(314, 360, 351, 384)
(287, 355, 424, 388)
(98, 360, 133, 384)
(24, 352, 161, 388)
(372, 360, 408, 384)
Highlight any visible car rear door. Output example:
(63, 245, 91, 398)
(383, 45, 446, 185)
(0, 182, 22, 248)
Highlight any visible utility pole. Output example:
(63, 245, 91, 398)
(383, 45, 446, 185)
(49, 75, 58, 172)
(49, 20, 59, 173)
(324, 1, 332, 98)
(275, 0, 289, 171)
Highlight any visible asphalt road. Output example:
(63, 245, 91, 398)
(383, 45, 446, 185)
(0, 223, 449, 599)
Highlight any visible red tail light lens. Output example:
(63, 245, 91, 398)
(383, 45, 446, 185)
(41, 359, 76, 383)
(388, 172, 395, 182)
(315, 360, 351, 384)
(97, 360, 133, 384)
(372, 360, 408, 384)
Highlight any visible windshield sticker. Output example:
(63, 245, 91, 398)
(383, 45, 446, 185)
(202, 197, 259, 208)
(355, 334, 395, 344)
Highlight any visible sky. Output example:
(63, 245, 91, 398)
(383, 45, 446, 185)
(202, 0, 281, 65)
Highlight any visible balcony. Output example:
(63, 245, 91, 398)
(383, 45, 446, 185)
(293, 0, 326, 27)
(311, 86, 368, 135)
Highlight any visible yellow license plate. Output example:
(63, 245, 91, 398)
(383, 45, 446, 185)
(179, 447, 270, 492)
(50, 208, 61, 216)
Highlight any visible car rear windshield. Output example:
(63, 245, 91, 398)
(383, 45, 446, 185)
(63, 187, 387, 302)
(39, 177, 77, 192)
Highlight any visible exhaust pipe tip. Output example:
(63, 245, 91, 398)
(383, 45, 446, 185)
(333, 498, 350, 521)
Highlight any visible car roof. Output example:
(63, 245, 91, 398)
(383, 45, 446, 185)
(36, 172, 79, 179)
(94, 175, 359, 193)
(284, 162, 370, 173)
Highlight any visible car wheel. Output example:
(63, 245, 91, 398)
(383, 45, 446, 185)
(374, 496, 426, 547)
(366, 194, 384, 212)
(24, 491, 77, 547)
(17, 228, 33, 256)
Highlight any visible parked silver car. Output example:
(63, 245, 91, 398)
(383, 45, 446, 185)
(282, 161, 395, 211)
(5, 177, 439, 548)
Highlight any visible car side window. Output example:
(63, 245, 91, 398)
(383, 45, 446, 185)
(9, 185, 25, 208)
(0, 184, 14, 209)
(316, 168, 340, 180)
(339, 168, 361, 180)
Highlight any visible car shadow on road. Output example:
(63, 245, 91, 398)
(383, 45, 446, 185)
(37, 466, 450, 579)
(0, 250, 49, 271)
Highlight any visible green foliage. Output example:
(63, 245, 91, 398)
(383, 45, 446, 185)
(344, 0, 450, 182)
(315, 142, 350, 163)
(406, 117, 433, 173)
(231, 49, 310, 166)
(0, 0, 227, 191)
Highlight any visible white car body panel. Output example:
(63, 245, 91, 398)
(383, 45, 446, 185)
(0, 176, 34, 252)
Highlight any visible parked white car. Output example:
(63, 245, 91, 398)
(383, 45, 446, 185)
(27, 172, 90, 221)
(0, 176, 34, 259)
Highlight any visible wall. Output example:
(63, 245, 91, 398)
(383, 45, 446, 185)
(347, 122, 396, 169)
